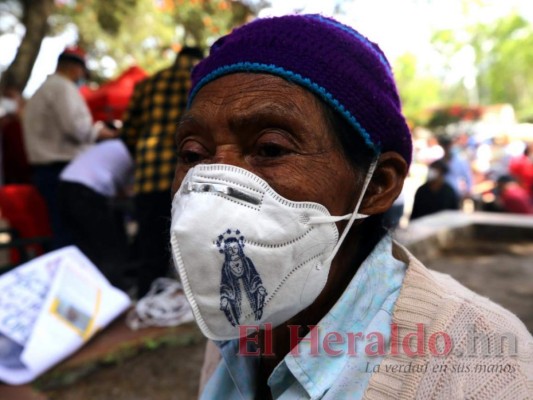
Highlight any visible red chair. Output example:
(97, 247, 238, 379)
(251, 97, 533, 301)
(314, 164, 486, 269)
(0, 184, 53, 271)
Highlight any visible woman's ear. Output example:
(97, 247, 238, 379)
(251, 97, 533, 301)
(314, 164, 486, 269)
(360, 152, 408, 215)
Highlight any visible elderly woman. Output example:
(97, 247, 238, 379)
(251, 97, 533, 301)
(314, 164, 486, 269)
(169, 15, 532, 399)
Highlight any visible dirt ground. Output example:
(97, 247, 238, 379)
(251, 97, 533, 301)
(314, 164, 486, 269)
(424, 240, 533, 333)
(42, 240, 533, 399)
(44, 339, 207, 400)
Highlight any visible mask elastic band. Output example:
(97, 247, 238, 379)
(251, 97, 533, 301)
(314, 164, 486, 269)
(324, 156, 379, 265)
(307, 213, 367, 224)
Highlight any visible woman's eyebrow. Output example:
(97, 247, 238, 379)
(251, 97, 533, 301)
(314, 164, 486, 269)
(175, 113, 202, 144)
(228, 102, 305, 132)
(177, 113, 197, 130)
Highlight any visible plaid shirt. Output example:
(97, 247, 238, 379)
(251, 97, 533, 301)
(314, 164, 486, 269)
(122, 55, 196, 194)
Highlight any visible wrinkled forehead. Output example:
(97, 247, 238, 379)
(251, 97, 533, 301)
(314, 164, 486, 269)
(189, 73, 320, 115)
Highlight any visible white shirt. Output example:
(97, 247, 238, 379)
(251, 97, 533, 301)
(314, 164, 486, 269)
(60, 139, 134, 197)
(22, 73, 99, 164)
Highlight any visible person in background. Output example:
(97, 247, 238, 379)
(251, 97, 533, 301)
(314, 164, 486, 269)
(121, 46, 203, 298)
(416, 135, 444, 165)
(438, 135, 473, 200)
(410, 159, 459, 220)
(0, 83, 31, 185)
(58, 138, 134, 289)
(509, 143, 533, 199)
(22, 46, 117, 249)
(494, 175, 533, 215)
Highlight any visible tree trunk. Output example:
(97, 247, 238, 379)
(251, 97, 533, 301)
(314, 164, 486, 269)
(0, 0, 55, 93)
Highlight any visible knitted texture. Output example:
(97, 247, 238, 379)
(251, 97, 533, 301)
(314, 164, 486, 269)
(364, 243, 533, 400)
(189, 14, 413, 164)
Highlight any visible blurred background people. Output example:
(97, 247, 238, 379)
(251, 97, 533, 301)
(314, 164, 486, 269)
(58, 138, 134, 289)
(411, 159, 460, 220)
(22, 46, 117, 249)
(121, 46, 203, 297)
(416, 135, 444, 165)
(438, 135, 473, 200)
(494, 175, 533, 214)
(509, 143, 533, 199)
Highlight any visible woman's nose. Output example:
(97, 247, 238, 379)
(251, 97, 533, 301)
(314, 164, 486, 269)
(213, 145, 247, 169)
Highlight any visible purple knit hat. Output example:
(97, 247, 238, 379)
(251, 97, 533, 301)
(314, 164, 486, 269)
(189, 14, 412, 164)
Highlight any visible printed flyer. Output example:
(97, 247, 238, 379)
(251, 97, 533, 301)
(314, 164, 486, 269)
(0, 246, 131, 384)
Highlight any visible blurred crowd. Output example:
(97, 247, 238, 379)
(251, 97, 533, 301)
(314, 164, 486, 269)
(409, 129, 533, 220)
(0, 45, 532, 295)
(0, 46, 203, 297)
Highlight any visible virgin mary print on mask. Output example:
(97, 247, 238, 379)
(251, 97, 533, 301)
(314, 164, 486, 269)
(217, 229, 267, 327)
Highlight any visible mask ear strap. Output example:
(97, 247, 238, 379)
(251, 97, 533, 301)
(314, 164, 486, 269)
(323, 156, 379, 266)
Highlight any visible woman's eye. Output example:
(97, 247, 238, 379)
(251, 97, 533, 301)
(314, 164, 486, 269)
(178, 150, 203, 164)
(256, 143, 291, 158)
(177, 140, 208, 164)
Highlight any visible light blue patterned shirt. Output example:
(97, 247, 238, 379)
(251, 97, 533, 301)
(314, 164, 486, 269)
(201, 235, 406, 399)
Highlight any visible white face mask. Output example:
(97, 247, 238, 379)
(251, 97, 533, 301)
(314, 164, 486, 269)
(427, 168, 440, 181)
(170, 162, 376, 340)
(0, 97, 18, 118)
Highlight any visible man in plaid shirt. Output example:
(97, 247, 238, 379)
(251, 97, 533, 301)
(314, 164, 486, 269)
(122, 46, 203, 297)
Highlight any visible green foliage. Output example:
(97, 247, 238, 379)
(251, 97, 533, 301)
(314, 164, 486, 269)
(431, 13, 533, 122)
(169, 0, 253, 46)
(0, 0, 23, 35)
(94, 0, 138, 35)
(52, 0, 254, 80)
(54, 0, 175, 77)
(475, 14, 533, 119)
(393, 53, 442, 126)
